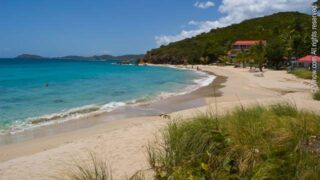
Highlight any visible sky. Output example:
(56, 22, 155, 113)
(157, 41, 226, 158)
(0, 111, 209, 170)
(0, 0, 315, 57)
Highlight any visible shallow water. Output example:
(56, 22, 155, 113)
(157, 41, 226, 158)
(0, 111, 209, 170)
(0, 59, 212, 133)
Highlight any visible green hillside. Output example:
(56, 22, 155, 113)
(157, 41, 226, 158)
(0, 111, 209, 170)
(143, 12, 319, 65)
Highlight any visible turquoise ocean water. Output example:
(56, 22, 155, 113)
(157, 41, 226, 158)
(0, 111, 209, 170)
(0, 59, 214, 134)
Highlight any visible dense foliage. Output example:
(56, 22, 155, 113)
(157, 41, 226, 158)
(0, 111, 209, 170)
(148, 104, 320, 179)
(144, 12, 319, 68)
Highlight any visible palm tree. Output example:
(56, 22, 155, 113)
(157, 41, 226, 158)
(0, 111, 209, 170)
(236, 50, 250, 68)
(218, 55, 231, 65)
(235, 52, 242, 66)
(249, 42, 267, 72)
(281, 18, 303, 60)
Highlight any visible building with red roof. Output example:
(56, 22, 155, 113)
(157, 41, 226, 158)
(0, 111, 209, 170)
(232, 40, 266, 51)
(229, 40, 266, 59)
(298, 55, 320, 63)
(291, 55, 320, 70)
(233, 40, 267, 47)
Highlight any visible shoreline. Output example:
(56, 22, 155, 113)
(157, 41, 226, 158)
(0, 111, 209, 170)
(0, 65, 318, 179)
(0, 65, 219, 146)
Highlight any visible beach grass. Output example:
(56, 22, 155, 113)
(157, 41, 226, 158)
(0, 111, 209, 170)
(291, 69, 312, 79)
(313, 90, 320, 101)
(62, 153, 149, 180)
(62, 153, 112, 180)
(290, 69, 320, 101)
(147, 103, 320, 179)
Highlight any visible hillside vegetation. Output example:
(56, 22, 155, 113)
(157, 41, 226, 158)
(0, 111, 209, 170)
(143, 12, 319, 66)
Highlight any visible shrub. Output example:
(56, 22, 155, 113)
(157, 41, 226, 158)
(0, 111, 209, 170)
(148, 104, 320, 179)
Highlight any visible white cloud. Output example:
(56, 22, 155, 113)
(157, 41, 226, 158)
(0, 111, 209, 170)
(194, 1, 215, 9)
(155, 0, 313, 46)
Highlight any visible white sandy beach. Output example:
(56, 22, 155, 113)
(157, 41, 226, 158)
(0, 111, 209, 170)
(0, 65, 319, 179)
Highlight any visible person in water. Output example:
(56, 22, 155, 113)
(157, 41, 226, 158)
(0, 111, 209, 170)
(45, 83, 49, 87)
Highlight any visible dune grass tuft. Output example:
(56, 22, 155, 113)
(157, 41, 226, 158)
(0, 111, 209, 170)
(148, 103, 320, 179)
(61, 153, 149, 180)
(62, 153, 112, 180)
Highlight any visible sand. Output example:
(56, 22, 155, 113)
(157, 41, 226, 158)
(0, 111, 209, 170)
(0, 65, 319, 180)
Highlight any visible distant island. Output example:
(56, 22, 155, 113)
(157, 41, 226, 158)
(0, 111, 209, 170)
(15, 54, 144, 61)
(16, 54, 44, 59)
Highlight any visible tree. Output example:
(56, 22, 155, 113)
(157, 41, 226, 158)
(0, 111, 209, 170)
(266, 39, 285, 69)
(200, 56, 209, 64)
(204, 41, 225, 62)
(218, 55, 231, 64)
(235, 50, 251, 68)
(256, 25, 265, 39)
(250, 42, 267, 72)
(282, 18, 306, 59)
(235, 51, 245, 67)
